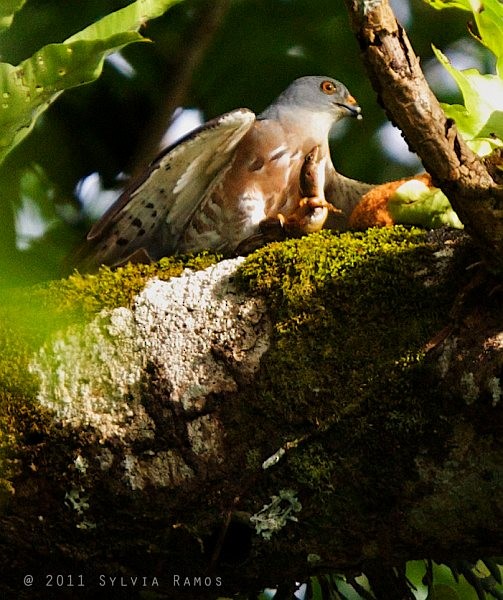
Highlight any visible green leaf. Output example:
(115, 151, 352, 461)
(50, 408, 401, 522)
(388, 179, 464, 229)
(426, 583, 460, 600)
(432, 46, 503, 155)
(473, 559, 492, 579)
(424, 0, 503, 75)
(422, 0, 472, 12)
(467, 0, 503, 75)
(0, 33, 144, 163)
(0, 0, 27, 33)
(65, 0, 182, 43)
(0, 0, 182, 166)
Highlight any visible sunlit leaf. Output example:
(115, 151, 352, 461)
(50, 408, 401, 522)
(389, 179, 464, 229)
(0, 33, 144, 165)
(0, 0, 182, 166)
(65, 0, 182, 43)
(432, 46, 503, 154)
(423, 0, 473, 11)
(425, 0, 503, 74)
(426, 583, 460, 600)
(467, 0, 503, 74)
(0, 0, 27, 33)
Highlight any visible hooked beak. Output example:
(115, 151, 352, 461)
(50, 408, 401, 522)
(335, 94, 362, 120)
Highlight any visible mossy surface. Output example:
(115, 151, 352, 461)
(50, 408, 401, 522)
(0, 226, 465, 537)
(41, 251, 221, 322)
(0, 298, 49, 506)
(235, 227, 454, 430)
(0, 225, 484, 585)
(0, 251, 220, 502)
(231, 227, 464, 538)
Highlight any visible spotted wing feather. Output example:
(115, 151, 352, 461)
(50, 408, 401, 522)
(76, 109, 256, 270)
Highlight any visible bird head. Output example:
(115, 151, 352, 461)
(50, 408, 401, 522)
(260, 75, 362, 124)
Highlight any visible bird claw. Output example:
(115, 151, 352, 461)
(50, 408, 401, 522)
(298, 197, 342, 214)
(279, 195, 343, 236)
(237, 145, 343, 253)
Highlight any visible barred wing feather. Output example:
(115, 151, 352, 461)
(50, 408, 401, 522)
(77, 108, 255, 270)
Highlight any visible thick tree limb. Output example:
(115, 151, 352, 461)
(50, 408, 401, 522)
(343, 0, 503, 271)
(1, 229, 502, 598)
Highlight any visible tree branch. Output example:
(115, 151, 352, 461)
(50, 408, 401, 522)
(343, 0, 503, 272)
(2, 228, 502, 597)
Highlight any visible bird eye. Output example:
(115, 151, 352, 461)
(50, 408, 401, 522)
(320, 80, 336, 95)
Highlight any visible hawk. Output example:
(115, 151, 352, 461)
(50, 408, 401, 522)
(76, 76, 364, 271)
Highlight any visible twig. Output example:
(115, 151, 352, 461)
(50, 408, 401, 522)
(130, 0, 231, 175)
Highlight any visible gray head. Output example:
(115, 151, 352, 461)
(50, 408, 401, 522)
(259, 75, 362, 122)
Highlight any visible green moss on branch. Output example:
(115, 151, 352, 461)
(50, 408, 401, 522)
(229, 227, 465, 533)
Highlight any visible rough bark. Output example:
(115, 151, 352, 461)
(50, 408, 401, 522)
(343, 0, 503, 272)
(1, 228, 502, 599)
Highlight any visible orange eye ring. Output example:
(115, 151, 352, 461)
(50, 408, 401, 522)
(321, 80, 337, 95)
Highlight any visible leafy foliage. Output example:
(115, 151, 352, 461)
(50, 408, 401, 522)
(0, 0, 182, 166)
(389, 178, 463, 229)
(0, 0, 26, 32)
(424, 0, 503, 155)
(425, 0, 503, 74)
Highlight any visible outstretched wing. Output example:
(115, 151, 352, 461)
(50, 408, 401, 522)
(75, 108, 256, 271)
